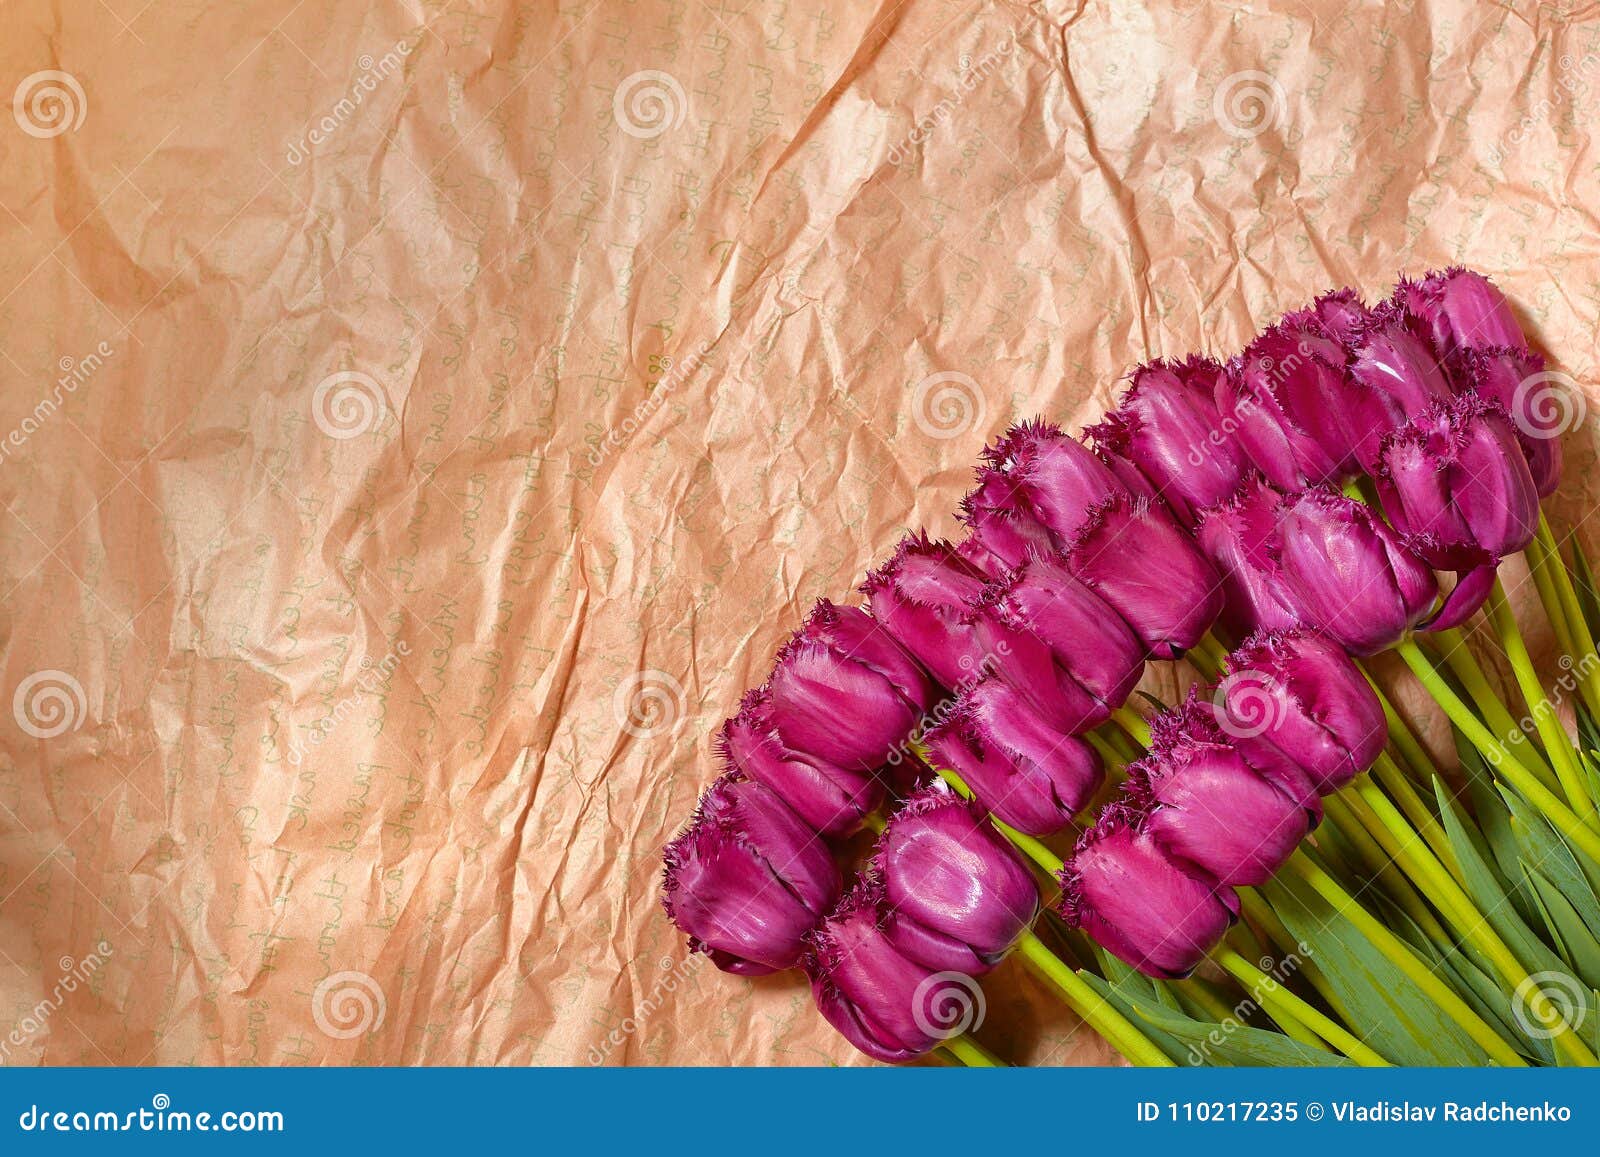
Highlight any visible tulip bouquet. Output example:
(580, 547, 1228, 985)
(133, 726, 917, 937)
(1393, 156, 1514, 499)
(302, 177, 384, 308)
(662, 267, 1600, 1068)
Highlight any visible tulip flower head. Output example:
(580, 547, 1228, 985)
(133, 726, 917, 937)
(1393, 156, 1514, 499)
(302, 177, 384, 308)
(1059, 805, 1239, 978)
(878, 787, 1040, 974)
(1221, 628, 1385, 794)
(1449, 345, 1562, 496)
(1270, 488, 1437, 655)
(1195, 479, 1303, 638)
(720, 688, 887, 837)
(662, 771, 843, 975)
(863, 532, 991, 689)
(767, 600, 935, 771)
(1090, 356, 1253, 523)
(966, 420, 1127, 553)
(1395, 266, 1527, 356)
(1347, 305, 1454, 462)
(923, 676, 1104, 836)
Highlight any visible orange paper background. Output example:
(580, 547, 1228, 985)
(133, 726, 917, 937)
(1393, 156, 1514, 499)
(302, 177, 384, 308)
(0, 0, 1597, 1065)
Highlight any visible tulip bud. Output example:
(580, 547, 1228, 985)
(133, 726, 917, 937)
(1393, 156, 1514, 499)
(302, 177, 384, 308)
(1223, 628, 1385, 794)
(967, 419, 1126, 551)
(1395, 267, 1526, 356)
(1347, 306, 1453, 462)
(1222, 314, 1379, 488)
(1271, 488, 1437, 656)
(1376, 393, 1540, 570)
(975, 551, 1143, 710)
(958, 468, 1059, 572)
(862, 533, 990, 689)
(878, 787, 1040, 974)
(1195, 479, 1303, 638)
(767, 600, 935, 771)
(923, 677, 1104, 836)
(1090, 356, 1253, 523)
(1133, 707, 1316, 886)
(804, 879, 954, 1063)
(1064, 494, 1224, 658)
(1058, 808, 1239, 978)
(1288, 286, 1372, 344)
(1449, 345, 1561, 497)
(720, 688, 886, 837)
(662, 771, 842, 975)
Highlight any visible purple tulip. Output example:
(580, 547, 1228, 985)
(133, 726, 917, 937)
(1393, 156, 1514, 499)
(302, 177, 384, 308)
(878, 787, 1040, 974)
(1222, 314, 1378, 488)
(1064, 495, 1224, 658)
(1271, 488, 1437, 656)
(1395, 267, 1527, 356)
(1058, 807, 1239, 978)
(959, 468, 1060, 572)
(965, 420, 1127, 555)
(1223, 628, 1386, 794)
(976, 551, 1143, 710)
(862, 533, 991, 689)
(923, 677, 1104, 836)
(767, 600, 935, 771)
(1285, 286, 1372, 344)
(720, 688, 886, 837)
(1376, 392, 1540, 570)
(1195, 480, 1303, 638)
(662, 771, 842, 975)
(1090, 356, 1253, 523)
(1450, 345, 1562, 497)
(804, 879, 950, 1063)
(1347, 305, 1453, 464)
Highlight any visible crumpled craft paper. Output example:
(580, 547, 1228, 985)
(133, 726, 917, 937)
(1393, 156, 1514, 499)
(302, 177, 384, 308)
(0, 0, 1597, 1065)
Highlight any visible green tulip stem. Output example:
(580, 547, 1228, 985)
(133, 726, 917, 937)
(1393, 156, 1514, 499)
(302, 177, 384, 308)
(1111, 706, 1152, 749)
(1427, 629, 1560, 789)
(1321, 794, 1454, 945)
(1534, 511, 1600, 719)
(924, 759, 1064, 875)
(1484, 578, 1599, 826)
(1211, 944, 1388, 1066)
(1396, 638, 1600, 866)
(1284, 853, 1527, 1067)
(1360, 668, 1438, 783)
(1523, 533, 1580, 667)
(1345, 778, 1599, 1068)
(1369, 751, 1461, 882)
(1016, 931, 1175, 1067)
(941, 1034, 1004, 1067)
